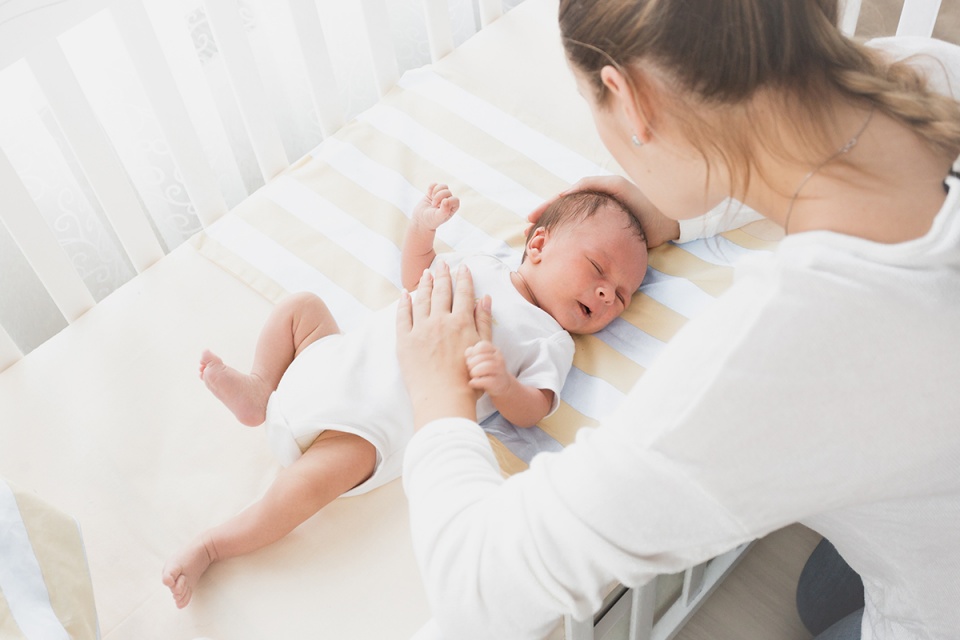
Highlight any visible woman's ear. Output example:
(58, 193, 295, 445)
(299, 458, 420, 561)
(600, 65, 654, 144)
(525, 227, 547, 263)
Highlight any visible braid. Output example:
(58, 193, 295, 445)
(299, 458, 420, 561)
(830, 42, 960, 159)
(559, 0, 960, 196)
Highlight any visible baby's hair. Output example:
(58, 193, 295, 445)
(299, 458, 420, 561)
(523, 190, 645, 261)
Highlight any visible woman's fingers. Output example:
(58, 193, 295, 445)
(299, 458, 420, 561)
(412, 268, 434, 321)
(475, 295, 492, 343)
(451, 264, 475, 317)
(432, 261, 453, 314)
(397, 288, 413, 335)
(402, 262, 488, 345)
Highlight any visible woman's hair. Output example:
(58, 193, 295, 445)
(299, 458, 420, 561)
(559, 0, 960, 197)
(523, 190, 645, 260)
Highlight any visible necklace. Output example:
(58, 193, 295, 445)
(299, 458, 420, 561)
(512, 271, 540, 308)
(783, 106, 876, 234)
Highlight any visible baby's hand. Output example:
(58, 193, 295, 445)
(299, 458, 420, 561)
(465, 340, 512, 398)
(414, 183, 459, 231)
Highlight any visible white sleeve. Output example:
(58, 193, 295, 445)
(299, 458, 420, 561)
(513, 331, 574, 417)
(401, 286, 766, 639)
(401, 263, 935, 639)
(402, 415, 752, 640)
(677, 198, 764, 243)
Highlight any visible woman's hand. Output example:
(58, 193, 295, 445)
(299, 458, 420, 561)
(397, 261, 493, 430)
(528, 175, 680, 248)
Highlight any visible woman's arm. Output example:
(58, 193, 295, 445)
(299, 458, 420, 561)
(396, 262, 900, 639)
(529, 175, 680, 248)
(529, 176, 765, 246)
(402, 415, 753, 640)
(396, 258, 754, 639)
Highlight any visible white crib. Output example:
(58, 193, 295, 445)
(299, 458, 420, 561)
(0, 1, 953, 639)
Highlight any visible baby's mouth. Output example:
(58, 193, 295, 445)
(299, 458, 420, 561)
(579, 301, 592, 317)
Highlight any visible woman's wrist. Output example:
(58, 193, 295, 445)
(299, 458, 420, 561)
(411, 387, 478, 431)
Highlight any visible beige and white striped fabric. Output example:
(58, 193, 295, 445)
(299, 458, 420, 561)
(192, 0, 781, 477)
(0, 479, 99, 640)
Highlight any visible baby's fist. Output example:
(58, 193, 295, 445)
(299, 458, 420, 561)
(414, 183, 460, 230)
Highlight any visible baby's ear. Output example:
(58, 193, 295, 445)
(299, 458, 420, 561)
(525, 227, 547, 263)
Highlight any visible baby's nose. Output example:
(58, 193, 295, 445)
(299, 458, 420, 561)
(596, 283, 614, 304)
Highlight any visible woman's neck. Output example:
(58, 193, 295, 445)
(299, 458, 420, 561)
(747, 106, 950, 244)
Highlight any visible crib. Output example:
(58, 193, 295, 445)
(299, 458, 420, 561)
(0, 1, 954, 639)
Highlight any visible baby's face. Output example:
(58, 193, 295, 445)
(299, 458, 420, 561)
(524, 204, 648, 334)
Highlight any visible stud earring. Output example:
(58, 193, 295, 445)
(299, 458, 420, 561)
(631, 133, 643, 147)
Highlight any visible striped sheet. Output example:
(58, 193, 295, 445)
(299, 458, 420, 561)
(398, 69, 611, 184)
(194, 63, 780, 472)
(0, 479, 98, 640)
(311, 136, 517, 265)
(357, 103, 544, 218)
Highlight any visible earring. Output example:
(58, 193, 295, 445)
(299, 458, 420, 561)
(631, 133, 643, 147)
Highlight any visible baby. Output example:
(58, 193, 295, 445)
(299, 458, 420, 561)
(162, 183, 648, 608)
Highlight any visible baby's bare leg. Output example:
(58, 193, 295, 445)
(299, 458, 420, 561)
(200, 293, 340, 426)
(162, 430, 376, 608)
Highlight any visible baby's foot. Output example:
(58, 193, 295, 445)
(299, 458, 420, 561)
(199, 350, 269, 426)
(162, 537, 215, 609)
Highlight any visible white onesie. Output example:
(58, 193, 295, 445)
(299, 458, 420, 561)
(263, 253, 575, 496)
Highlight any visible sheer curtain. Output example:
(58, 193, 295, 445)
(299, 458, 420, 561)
(0, 0, 524, 354)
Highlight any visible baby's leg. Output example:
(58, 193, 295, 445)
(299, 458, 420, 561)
(162, 430, 376, 608)
(201, 293, 340, 426)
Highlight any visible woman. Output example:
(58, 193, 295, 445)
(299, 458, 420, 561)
(395, 1, 960, 638)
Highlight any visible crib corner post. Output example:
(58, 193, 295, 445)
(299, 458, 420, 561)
(564, 613, 595, 640)
(627, 583, 656, 640)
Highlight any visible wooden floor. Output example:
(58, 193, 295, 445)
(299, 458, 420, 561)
(674, 525, 822, 640)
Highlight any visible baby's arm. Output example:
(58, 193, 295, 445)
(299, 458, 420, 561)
(465, 340, 553, 428)
(402, 183, 459, 291)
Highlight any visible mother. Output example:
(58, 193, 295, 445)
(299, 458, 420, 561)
(396, 1, 960, 638)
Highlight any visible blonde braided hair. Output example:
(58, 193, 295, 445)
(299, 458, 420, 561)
(560, 0, 960, 198)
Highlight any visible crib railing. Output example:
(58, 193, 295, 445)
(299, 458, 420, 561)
(0, 0, 504, 371)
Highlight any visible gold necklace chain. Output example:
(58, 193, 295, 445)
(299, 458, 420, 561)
(784, 106, 876, 235)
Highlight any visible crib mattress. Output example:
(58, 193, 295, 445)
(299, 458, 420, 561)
(0, 0, 780, 638)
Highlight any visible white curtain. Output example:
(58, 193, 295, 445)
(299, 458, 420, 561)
(0, 0, 524, 353)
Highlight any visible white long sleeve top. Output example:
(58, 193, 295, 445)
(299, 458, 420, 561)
(403, 39, 960, 640)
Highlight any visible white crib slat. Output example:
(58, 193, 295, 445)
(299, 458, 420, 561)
(627, 583, 656, 640)
(421, 0, 455, 62)
(202, 0, 289, 181)
(286, 0, 344, 138)
(0, 324, 22, 373)
(897, 0, 942, 37)
(681, 562, 707, 606)
(0, 148, 95, 323)
(25, 40, 164, 274)
(111, 0, 228, 228)
(359, 0, 400, 96)
(839, 0, 863, 36)
(564, 614, 594, 640)
(477, 0, 503, 27)
(0, 0, 114, 70)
